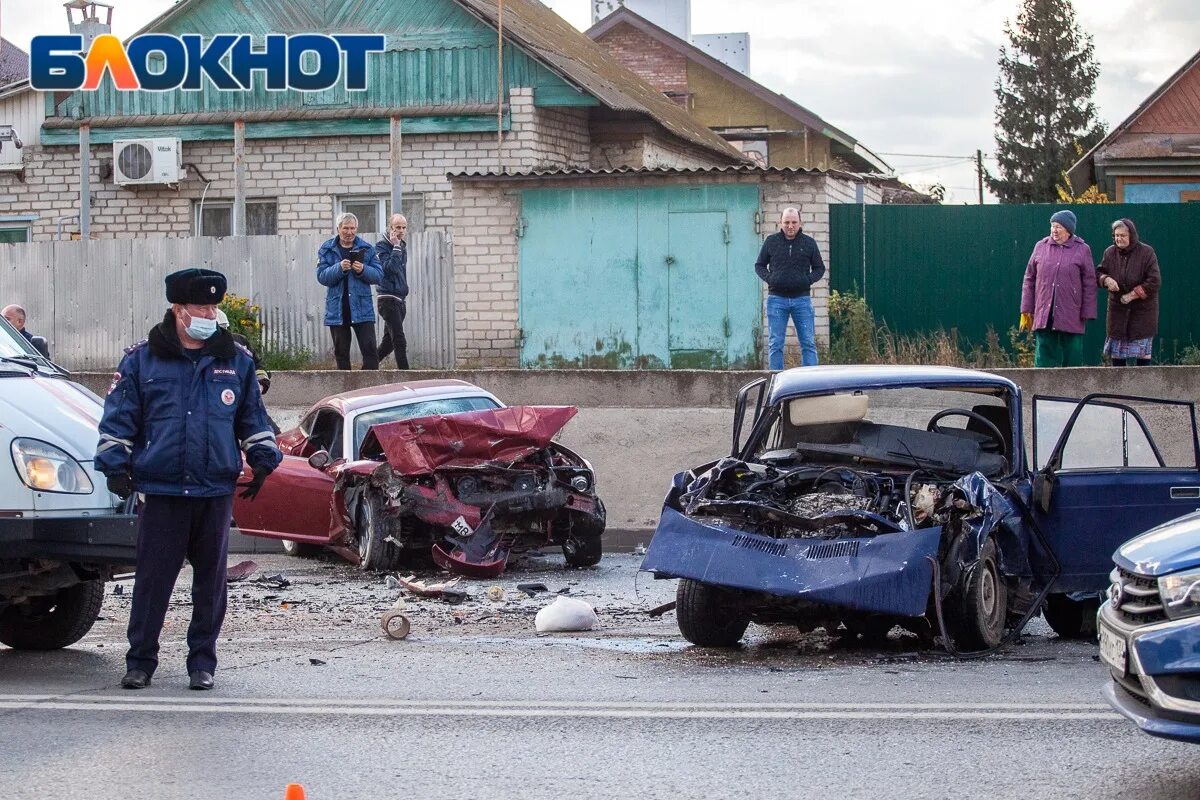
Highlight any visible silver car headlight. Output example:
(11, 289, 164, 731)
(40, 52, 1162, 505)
(1159, 568, 1200, 621)
(11, 438, 94, 494)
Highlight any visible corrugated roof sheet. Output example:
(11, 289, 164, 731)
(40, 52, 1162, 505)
(0, 38, 29, 85)
(455, 0, 744, 161)
(447, 164, 860, 181)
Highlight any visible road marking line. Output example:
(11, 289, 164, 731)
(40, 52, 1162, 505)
(0, 695, 1111, 711)
(0, 696, 1118, 720)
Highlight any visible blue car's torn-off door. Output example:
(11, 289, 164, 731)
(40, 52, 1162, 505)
(643, 507, 942, 617)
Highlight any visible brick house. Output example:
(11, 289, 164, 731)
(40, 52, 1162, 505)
(0, 0, 744, 243)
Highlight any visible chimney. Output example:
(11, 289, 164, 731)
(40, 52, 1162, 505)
(64, 1, 115, 51)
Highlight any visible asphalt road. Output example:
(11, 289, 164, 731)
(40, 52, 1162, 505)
(2, 553, 1199, 800)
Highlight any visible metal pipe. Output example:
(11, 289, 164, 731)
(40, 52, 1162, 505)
(497, 0, 505, 172)
(233, 119, 246, 236)
(390, 116, 403, 217)
(79, 123, 90, 239)
(43, 105, 501, 129)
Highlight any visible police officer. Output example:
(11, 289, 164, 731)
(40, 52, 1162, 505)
(96, 268, 281, 691)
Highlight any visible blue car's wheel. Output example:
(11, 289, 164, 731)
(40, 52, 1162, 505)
(676, 579, 749, 648)
(946, 538, 1008, 650)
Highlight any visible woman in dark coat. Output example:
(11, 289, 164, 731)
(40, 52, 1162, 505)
(1097, 218, 1161, 366)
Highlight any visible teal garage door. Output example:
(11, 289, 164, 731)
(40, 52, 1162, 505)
(518, 184, 760, 368)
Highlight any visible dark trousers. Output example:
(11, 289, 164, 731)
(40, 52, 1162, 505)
(377, 295, 410, 369)
(126, 494, 233, 676)
(330, 322, 379, 370)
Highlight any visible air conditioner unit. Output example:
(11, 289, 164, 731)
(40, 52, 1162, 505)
(112, 138, 184, 186)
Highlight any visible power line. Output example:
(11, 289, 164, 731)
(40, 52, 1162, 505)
(879, 151, 998, 160)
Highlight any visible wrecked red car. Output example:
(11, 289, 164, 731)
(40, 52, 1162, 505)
(232, 380, 605, 576)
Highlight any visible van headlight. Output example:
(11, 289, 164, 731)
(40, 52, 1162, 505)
(11, 438, 94, 494)
(1159, 568, 1200, 620)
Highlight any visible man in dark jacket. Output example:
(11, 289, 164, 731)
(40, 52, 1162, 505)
(96, 268, 281, 691)
(374, 213, 410, 369)
(2, 303, 51, 359)
(755, 207, 825, 369)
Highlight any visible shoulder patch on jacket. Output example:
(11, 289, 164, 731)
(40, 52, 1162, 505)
(123, 339, 148, 355)
(107, 371, 122, 395)
(233, 342, 254, 359)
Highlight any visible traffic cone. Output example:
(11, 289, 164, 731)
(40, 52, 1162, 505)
(284, 785, 306, 800)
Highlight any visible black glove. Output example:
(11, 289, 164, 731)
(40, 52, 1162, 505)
(237, 466, 271, 501)
(107, 473, 135, 500)
(258, 376, 271, 395)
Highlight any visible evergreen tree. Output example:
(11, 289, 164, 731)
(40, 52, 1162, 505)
(988, 0, 1105, 204)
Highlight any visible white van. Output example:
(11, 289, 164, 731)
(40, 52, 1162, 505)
(0, 316, 136, 649)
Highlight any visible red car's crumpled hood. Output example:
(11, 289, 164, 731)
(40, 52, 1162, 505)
(360, 406, 578, 476)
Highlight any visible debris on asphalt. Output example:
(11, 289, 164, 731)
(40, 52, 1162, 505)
(647, 600, 677, 618)
(309, 658, 326, 666)
(486, 585, 505, 602)
(253, 573, 290, 589)
(441, 589, 469, 605)
(226, 560, 259, 582)
(112, 584, 124, 596)
(517, 582, 549, 596)
(384, 575, 402, 590)
(381, 600, 411, 640)
(535, 596, 598, 632)
(632, 544, 647, 556)
(397, 574, 462, 598)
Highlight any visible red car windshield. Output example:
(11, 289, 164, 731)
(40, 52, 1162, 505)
(353, 396, 500, 457)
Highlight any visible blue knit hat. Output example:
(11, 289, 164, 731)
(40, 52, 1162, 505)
(1050, 210, 1077, 236)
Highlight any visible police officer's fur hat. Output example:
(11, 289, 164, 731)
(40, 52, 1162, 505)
(165, 268, 227, 305)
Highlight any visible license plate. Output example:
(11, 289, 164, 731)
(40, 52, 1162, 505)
(1099, 625, 1128, 674)
(450, 516, 474, 538)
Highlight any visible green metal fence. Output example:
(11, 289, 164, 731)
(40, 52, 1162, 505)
(829, 203, 1200, 364)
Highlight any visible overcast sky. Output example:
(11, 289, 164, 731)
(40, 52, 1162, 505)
(4, 0, 1198, 203)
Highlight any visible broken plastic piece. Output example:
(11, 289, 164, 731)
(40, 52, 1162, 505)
(397, 575, 462, 597)
(535, 596, 598, 632)
(517, 582, 549, 595)
(226, 560, 259, 582)
(647, 600, 677, 618)
(309, 658, 326, 666)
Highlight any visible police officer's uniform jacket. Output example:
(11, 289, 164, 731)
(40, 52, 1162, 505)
(96, 311, 282, 495)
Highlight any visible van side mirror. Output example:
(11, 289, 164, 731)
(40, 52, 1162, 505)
(308, 450, 332, 470)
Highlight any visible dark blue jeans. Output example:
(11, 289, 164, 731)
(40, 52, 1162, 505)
(126, 494, 233, 676)
(767, 294, 817, 369)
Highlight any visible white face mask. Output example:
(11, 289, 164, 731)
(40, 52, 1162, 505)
(183, 310, 218, 340)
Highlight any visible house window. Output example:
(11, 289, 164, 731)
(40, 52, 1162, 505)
(0, 224, 30, 244)
(336, 194, 425, 235)
(194, 200, 278, 236)
(734, 140, 769, 168)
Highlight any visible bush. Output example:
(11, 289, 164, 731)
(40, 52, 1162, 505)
(826, 290, 1025, 368)
(218, 294, 263, 352)
(221, 294, 316, 370)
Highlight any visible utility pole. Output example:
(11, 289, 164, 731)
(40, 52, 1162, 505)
(976, 149, 984, 205)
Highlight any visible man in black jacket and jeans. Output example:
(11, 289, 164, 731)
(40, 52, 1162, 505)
(374, 213, 410, 369)
(755, 207, 825, 369)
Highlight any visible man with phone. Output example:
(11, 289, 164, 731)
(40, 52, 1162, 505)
(374, 213, 410, 369)
(316, 212, 383, 369)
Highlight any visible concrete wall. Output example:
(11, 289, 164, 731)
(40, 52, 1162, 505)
(74, 367, 1200, 547)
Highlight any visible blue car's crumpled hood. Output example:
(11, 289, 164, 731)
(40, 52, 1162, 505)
(1115, 511, 1200, 577)
(640, 469, 1057, 621)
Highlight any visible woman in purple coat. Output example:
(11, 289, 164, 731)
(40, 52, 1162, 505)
(1019, 210, 1097, 367)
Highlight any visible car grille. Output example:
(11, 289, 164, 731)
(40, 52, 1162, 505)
(1111, 567, 1166, 626)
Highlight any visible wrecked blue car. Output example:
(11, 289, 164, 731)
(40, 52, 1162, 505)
(1100, 511, 1200, 743)
(641, 366, 1200, 652)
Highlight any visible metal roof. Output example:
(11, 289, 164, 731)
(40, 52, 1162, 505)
(586, 8, 890, 174)
(0, 38, 29, 85)
(1068, 47, 1200, 191)
(766, 365, 1016, 406)
(448, 164, 845, 181)
(455, 0, 744, 162)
